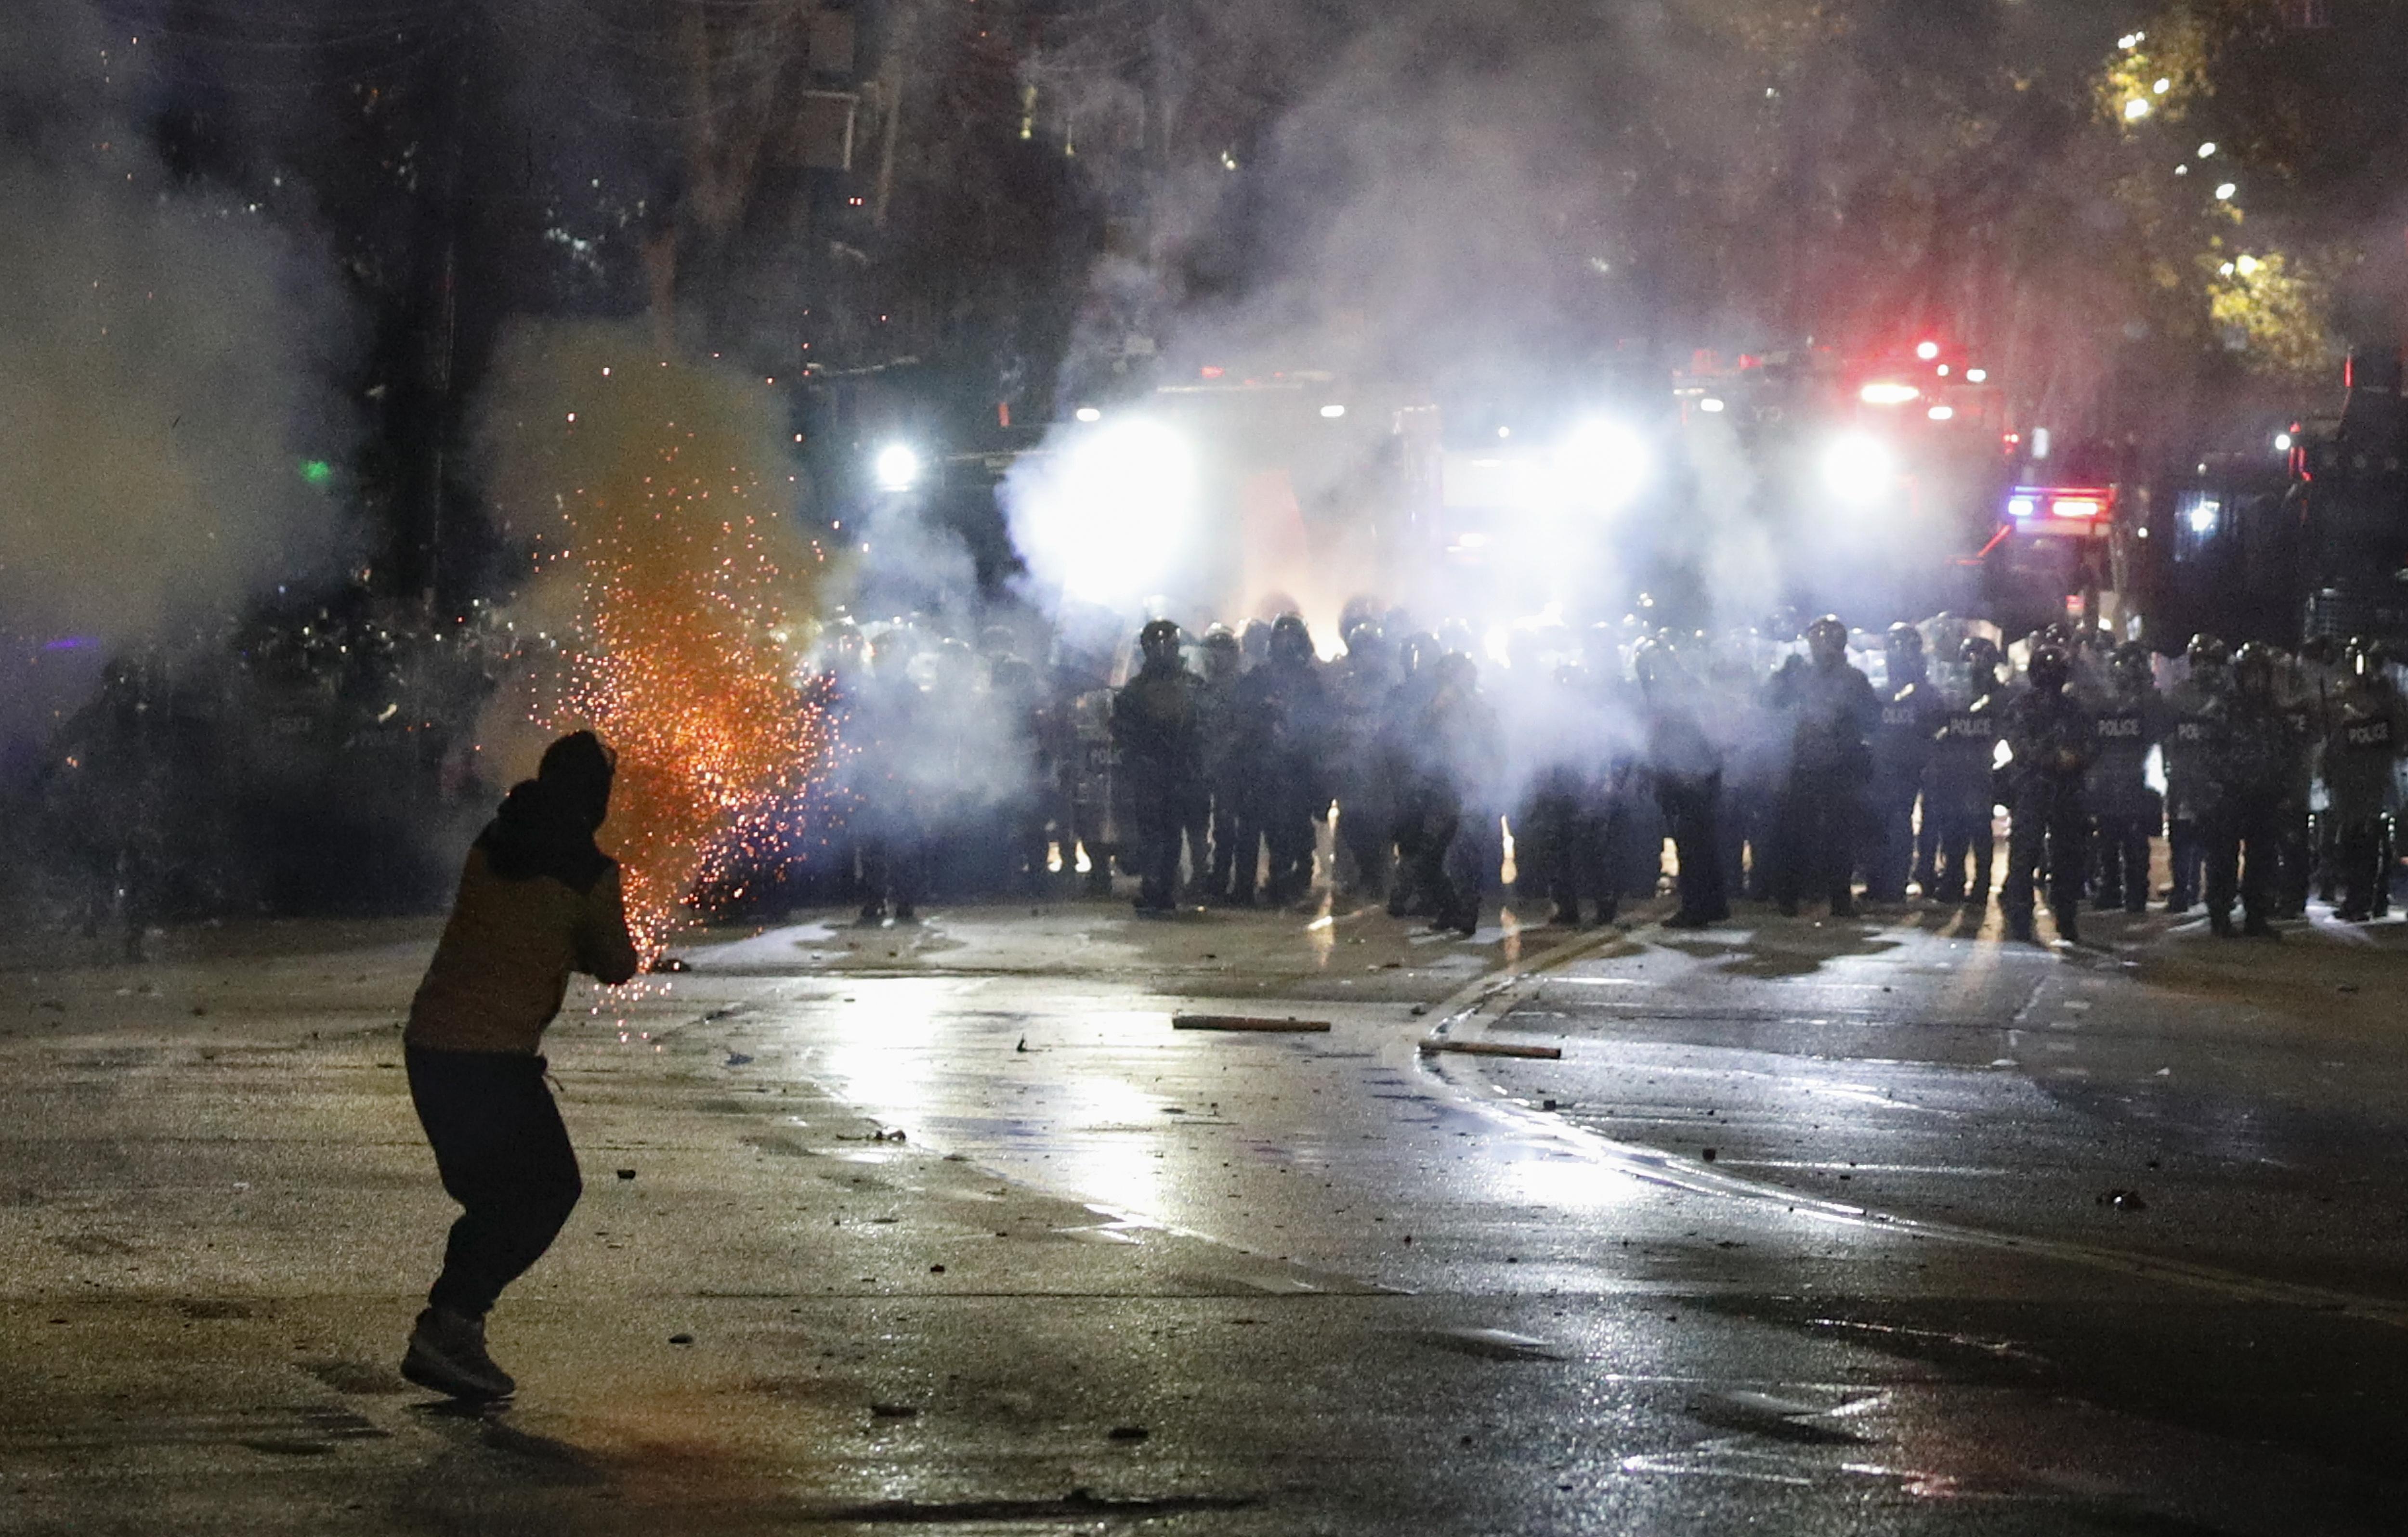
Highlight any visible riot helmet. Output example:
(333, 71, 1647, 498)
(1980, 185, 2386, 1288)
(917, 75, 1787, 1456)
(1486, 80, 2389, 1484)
(1269, 612, 1314, 665)
(2027, 643, 2072, 694)
(1961, 635, 2002, 684)
(2109, 640, 2155, 693)
(2186, 633, 2230, 672)
(1884, 622, 1926, 686)
(1138, 619, 1183, 670)
(1201, 624, 1240, 682)
(1805, 614, 1849, 668)
(2231, 641, 2277, 698)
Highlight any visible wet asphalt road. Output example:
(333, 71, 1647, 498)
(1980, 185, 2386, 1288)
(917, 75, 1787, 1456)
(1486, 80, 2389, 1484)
(4, 894, 2407, 1533)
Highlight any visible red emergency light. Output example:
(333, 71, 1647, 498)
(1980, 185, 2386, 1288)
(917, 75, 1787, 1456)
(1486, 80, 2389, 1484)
(2006, 484, 2114, 528)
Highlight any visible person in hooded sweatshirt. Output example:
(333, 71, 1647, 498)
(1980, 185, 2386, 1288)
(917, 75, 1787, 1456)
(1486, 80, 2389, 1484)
(400, 730, 640, 1401)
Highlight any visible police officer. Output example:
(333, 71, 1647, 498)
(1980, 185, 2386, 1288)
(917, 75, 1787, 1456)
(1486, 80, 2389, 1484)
(2271, 650, 2323, 919)
(1380, 633, 1442, 918)
(2001, 642, 2094, 944)
(2203, 643, 2298, 938)
(2324, 638, 2405, 922)
(1927, 636, 2006, 909)
(1232, 614, 1333, 907)
(1396, 651, 1494, 936)
(1195, 625, 1245, 903)
(1330, 619, 1399, 902)
(1638, 637, 1729, 928)
(2161, 635, 2229, 913)
(1865, 622, 1944, 903)
(1774, 615, 1878, 917)
(1520, 662, 1628, 927)
(2086, 641, 2165, 914)
(1112, 620, 1205, 915)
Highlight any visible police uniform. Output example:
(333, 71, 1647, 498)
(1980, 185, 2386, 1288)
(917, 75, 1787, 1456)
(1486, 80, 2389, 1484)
(2084, 690, 2165, 913)
(1926, 690, 2003, 906)
(2325, 681, 2406, 920)
(2001, 681, 2093, 940)
(1866, 677, 1945, 902)
(1112, 647, 1206, 912)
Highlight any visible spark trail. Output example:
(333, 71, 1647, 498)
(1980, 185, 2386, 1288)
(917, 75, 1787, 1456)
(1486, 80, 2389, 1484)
(483, 323, 828, 961)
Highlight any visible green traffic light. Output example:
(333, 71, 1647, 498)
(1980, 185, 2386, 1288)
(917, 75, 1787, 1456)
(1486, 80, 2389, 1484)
(300, 459, 334, 489)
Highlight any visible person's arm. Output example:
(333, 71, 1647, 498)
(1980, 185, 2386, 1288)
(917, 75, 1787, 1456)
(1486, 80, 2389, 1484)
(576, 864, 641, 985)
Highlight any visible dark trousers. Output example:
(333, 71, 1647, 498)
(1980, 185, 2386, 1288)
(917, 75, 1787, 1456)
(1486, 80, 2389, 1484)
(1775, 767, 1858, 911)
(861, 825, 926, 912)
(1911, 804, 1941, 895)
(2276, 804, 2313, 917)
(1934, 806, 1994, 904)
(2334, 813, 2390, 917)
(1659, 772, 1729, 921)
(1260, 789, 1319, 905)
(1863, 774, 1919, 901)
(2004, 777, 2087, 930)
(2206, 792, 2285, 926)
(2168, 817, 2205, 911)
(2091, 812, 2154, 912)
(1129, 784, 1191, 910)
(1522, 791, 1613, 923)
(1207, 784, 1245, 898)
(407, 1047, 582, 1320)
(1394, 783, 1466, 926)
(1337, 780, 1395, 901)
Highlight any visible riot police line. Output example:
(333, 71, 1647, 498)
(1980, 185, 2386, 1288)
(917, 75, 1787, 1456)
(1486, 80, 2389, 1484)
(21, 595, 2405, 948)
(7, 600, 533, 954)
(821, 602, 2404, 944)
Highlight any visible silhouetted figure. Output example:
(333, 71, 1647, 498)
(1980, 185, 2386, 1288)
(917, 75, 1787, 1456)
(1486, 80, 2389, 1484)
(401, 730, 640, 1401)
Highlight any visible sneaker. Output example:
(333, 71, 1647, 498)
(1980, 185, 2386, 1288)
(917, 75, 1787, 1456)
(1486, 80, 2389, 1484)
(402, 1307, 515, 1402)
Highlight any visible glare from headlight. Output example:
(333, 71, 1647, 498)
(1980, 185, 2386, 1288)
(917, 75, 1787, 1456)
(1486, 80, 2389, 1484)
(874, 443, 921, 493)
(1822, 432, 1895, 504)
(1550, 418, 1650, 513)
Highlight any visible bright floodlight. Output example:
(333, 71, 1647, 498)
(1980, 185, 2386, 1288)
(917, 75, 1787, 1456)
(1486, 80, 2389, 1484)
(1966, 368, 1989, 383)
(1074, 406, 1102, 423)
(1927, 405, 1956, 421)
(2275, 431, 2294, 452)
(874, 443, 921, 493)
(1698, 397, 1726, 414)
(2198, 141, 2217, 158)
(1822, 432, 1895, 505)
(2125, 98, 2151, 121)
(1319, 404, 1347, 419)
(1915, 340, 1941, 361)
(2215, 182, 2237, 200)
(1860, 382, 1921, 406)
(1006, 417, 1200, 610)
(1550, 418, 1651, 513)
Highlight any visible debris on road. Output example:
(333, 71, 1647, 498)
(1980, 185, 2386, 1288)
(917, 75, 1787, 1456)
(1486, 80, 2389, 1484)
(1108, 1424, 1151, 1441)
(669, 1333, 694, 1345)
(1421, 1327, 1565, 1362)
(1173, 1015, 1332, 1033)
(870, 1403, 919, 1419)
(616, 1168, 637, 1180)
(1418, 1039, 1562, 1060)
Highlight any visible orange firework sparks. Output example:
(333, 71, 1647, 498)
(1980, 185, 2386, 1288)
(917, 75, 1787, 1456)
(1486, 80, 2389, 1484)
(483, 323, 828, 962)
